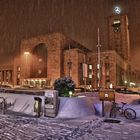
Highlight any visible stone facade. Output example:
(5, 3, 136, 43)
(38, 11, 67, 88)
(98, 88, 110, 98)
(108, 15, 130, 61)
(0, 32, 131, 89)
(88, 50, 129, 89)
(8, 33, 91, 88)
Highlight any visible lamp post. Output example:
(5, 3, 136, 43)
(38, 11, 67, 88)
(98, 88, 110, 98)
(124, 80, 127, 89)
(97, 27, 101, 89)
(67, 44, 72, 78)
(83, 54, 88, 93)
(24, 51, 30, 78)
(24, 52, 30, 65)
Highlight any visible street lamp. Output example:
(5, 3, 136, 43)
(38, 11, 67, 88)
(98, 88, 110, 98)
(24, 52, 30, 55)
(24, 52, 30, 66)
(97, 27, 101, 89)
(67, 44, 72, 77)
(124, 80, 127, 89)
(24, 51, 30, 79)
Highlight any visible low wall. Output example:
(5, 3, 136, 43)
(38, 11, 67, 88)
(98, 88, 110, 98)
(0, 92, 139, 119)
(0, 93, 45, 116)
(0, 92, 95, 119)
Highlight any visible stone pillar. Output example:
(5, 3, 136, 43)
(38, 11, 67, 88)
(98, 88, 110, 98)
(47, 43, 62, 85)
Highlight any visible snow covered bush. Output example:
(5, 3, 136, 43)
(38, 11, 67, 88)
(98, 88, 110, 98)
(54, 77, 76, 97)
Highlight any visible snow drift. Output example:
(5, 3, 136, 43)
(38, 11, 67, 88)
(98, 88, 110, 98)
(0, 92, 95, 119)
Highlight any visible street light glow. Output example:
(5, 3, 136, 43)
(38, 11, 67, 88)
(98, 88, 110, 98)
(24, 52, 30, 55)
(124, 80, 127, 84)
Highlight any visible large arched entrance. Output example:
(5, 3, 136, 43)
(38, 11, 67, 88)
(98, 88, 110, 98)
(31, 43, 47, 78)
(24, 43, 50, 88)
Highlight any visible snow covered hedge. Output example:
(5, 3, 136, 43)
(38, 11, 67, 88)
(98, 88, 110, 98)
(54, 77, 76, 97)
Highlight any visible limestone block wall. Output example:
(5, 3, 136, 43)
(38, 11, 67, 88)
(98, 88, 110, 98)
(19, 33, 66, 86)
(108, 15, 130, 61)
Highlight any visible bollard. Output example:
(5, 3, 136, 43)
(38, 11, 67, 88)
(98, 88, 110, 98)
(44, 90, 59, 117)
(34, 97, 42, 117)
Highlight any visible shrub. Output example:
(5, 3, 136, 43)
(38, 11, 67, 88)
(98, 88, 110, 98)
(54, 77, 76, 97)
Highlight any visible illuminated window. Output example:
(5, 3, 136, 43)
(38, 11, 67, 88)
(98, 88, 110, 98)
(17, 66, 21, 72)
(89, 64, 92, 70)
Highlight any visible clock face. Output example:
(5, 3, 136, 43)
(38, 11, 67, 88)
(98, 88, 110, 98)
(113, 27, 121, 33)
(114, 6, 121, 14)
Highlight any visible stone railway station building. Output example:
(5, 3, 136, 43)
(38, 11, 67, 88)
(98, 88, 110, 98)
(0, 14, 138, 89)
(0, 32, 129, 89)
(0, 33, 91, 88)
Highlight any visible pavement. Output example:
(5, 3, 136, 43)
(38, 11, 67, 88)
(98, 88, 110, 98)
(0, 113, 140, 140)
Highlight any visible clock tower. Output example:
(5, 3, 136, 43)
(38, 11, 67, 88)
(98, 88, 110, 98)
(108, 14, 130, 61)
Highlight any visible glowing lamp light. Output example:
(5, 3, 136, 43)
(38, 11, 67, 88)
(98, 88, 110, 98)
(69, 91, 73, 97)
(24, 52, 30, 55)
(124, 80, 127, 84)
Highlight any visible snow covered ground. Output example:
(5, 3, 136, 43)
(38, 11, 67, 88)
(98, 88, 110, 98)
(0, 91, 140, 140)
(0, 113, 140, 140)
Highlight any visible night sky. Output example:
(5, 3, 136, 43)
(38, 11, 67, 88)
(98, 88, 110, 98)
(0, 0, 140, 69)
